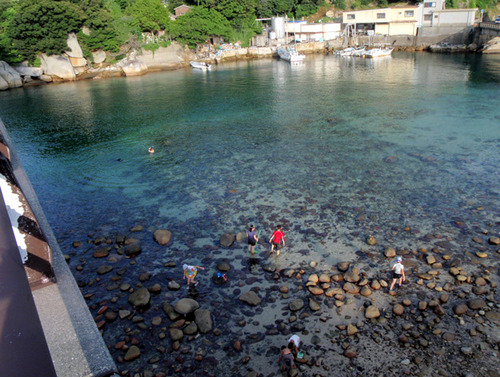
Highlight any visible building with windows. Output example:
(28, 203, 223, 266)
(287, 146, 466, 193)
(342, 6, 420, 36)
(342, 0, 477, 37)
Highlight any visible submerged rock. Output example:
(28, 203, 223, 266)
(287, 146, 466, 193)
(174, 298, 200, 314)
(239, 291, 261, 306)
(289, 299, 305, 312)
(128, 288, 150, 307)
(195, 308, 213, 333)
(220, 233, 235, 247)
(153, 229, 172, 245)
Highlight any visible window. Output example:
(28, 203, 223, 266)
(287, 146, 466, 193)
(424, 14, 432, 21)
(377, 13, 386, 19)
(405, 10, 414, 17)
(347, 14, 355, 20)
(424, 2, 436, 7)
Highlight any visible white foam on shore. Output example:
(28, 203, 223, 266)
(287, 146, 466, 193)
(0, 174, 28, 263)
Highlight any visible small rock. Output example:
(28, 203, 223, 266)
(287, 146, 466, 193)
(343, 348, 357, 358)
(217, 262, 232, 272)
(239, 291, 261, 306)
(289, 299, 304, 312)
(454, 303, 468, 315)
(487, 236, 499, 245)
(366, 235, 377, 245)
(220, 233, 235, 247)
(96, 265, 113, 275)
(384, 247, 396, 258)
(308, 274, 319, 283)
(337, 262, 350, 272)
(347, 324, 357, 336)
(153, 229, 172, 245)
(467, 299, 486, 310)
(169, 328, 183, 341)
(124, 345, 141, 361)
(309, 298, 321, 311)
(128, 288, 150, 307)
(365, 305, 380, 319)
(393, 304, 404, 316)
(168, 280, 181, 290)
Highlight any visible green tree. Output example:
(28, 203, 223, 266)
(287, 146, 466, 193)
(335, 0, 346, 10)
(126, 0, 170, 33)
(0, 0, 22, 63)
(77, 0, 121, 52)
(294, 0, 323, 19)
(169, 6, 232, 48)
(201, 0, 256, 30)
(8, 0, 84, 62)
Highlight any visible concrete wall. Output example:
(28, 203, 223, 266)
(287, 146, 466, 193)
(433, 9, 477, 26)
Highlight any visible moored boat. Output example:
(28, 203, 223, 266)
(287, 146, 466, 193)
(363, 47, 394, 58)
(277, 46, 305, 63)
(190, 61, 211, 70)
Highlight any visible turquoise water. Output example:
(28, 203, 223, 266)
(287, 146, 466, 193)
(0, 52, 499, 263)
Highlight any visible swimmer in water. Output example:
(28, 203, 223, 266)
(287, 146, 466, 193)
(148, 146, 154, 154)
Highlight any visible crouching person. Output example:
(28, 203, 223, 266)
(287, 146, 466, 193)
(277, 344, 297, 371)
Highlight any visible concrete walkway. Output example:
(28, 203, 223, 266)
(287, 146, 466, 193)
(0, 119, 118, 377)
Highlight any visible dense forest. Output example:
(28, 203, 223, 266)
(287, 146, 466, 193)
(0, 0, 497, 65)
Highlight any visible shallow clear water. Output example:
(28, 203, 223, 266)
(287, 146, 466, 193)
(0, 52, 499, 264)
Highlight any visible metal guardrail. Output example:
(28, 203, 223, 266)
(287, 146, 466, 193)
(479, 21, 500, 31)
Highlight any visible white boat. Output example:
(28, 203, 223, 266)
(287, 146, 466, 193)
(338, 47, 355, 56)
(277, 46, 305, 63)
(363, 47, 394, 58)
(190, 61, 211, 70)
(337, 47, 366, 57)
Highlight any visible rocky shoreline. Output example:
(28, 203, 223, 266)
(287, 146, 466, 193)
(2, 32, 500, 92)
(67, 220, 499, 377)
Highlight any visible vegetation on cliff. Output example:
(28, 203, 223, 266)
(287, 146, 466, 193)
(0, 0, 498, 65)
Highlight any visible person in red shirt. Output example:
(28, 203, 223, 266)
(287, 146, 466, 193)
(269, 225, 285, 255)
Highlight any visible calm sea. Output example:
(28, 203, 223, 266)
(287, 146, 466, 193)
(1, 52, 499, 263)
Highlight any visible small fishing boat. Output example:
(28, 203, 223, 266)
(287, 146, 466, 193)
(363, 47, 394, 58)
(277, 46, 305, 63)
(190, 61, 211, 71)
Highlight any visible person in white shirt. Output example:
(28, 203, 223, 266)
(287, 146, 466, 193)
(389, 256, 406, 291)
(288, 334, 301, 357)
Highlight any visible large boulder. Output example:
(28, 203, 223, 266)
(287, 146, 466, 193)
(0, 76, 8, 91)
(40, 54, 76, 81)
(92, 50, 107, 64)
(153, 229, 172, 245)
(174, 298, 200, 315)
(65, 33, 86, 68)
(136, 43, 195, 69)
(0, 61, 23, 89)
(194, 308, 213, 333)
(481, 37, 500, 54)
(119, 60, 148, 77)
(13, 66, 44, 78)
(66, 33, 84, 58)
